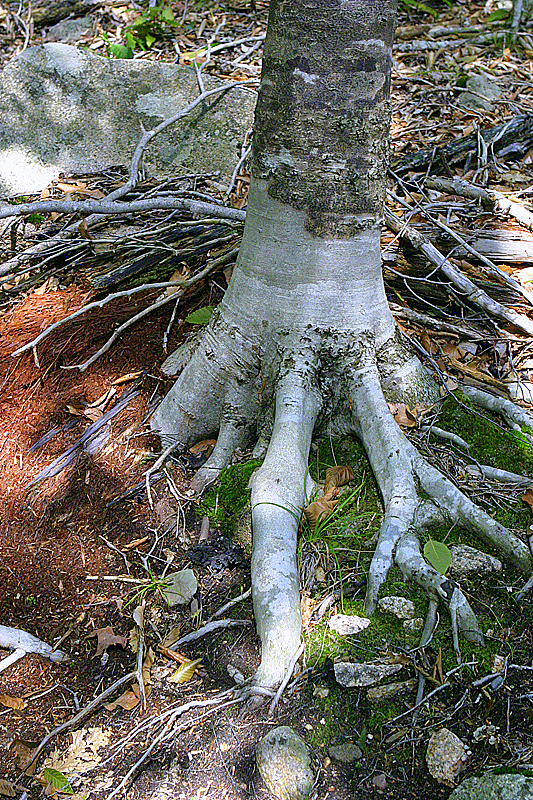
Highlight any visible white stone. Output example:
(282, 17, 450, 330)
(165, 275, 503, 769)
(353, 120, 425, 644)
(256, 727, 315, 800)
(426, 728, 469, 787)
(0, 44, 256, 196)
(328, 614, 371, 635)
(378, 595, 415, 620)
(403, 617, 424, 633)
(449, 545, 502, 579)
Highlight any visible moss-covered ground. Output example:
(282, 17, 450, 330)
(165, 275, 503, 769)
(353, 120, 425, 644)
(190, 395, 532, 749)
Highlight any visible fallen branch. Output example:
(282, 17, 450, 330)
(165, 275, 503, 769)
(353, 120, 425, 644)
(22, 670, 138, 772)
(0, 196, 246, 222)
(425, 176, 533, 233)
(0, 625, 66, 667)
(11, 248, 239, 365)
(169, 619, 251, 648)
(388, 190, 531, 304)
(394, 114, 533, 175)
(384, 206, 533, 337)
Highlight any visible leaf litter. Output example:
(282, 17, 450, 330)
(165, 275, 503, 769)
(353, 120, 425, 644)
(1, 0, 533, 798)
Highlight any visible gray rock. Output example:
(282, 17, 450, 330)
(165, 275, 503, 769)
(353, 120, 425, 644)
(367, 677, 417, 702)
(449, 545, 502, 580)
(403, 617, 424, 633)
(448, 773, 533, 800)
(328, 742, 362, 763)
(0, 44, 256, 196)
(377, 595, 415, 620)
(43, 15, 96, 42)
(328, 613, 371, 635)
(334, 661, 403, 688)
(457, 74, 502, 112)
(426, 728, 469, 787)
(160, 568, 197, 607)
(256, 727, 315, 800)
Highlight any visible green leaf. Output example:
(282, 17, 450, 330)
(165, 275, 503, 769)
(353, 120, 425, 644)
(144, 32, 156, 47)
(160, 6, 177, 24)
(108, 43, 134, 59)
(486, 8, 509, 20)
(186, 306, 214, 325)
(424, 539, 452, 575)
(43, 768, 73, 794)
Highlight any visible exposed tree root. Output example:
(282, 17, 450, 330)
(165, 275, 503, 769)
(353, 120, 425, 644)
(152, 322, 533, 688)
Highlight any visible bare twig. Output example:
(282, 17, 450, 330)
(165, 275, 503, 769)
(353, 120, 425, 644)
(425, 176, 533, 233)
(208, 587, 252, 622)
(384, 206, 533, 337)
(12, 247, 239, 365)
(388, 190, 531, 303)
(169, 619, 251, 648)
(21, 670, 138, 772)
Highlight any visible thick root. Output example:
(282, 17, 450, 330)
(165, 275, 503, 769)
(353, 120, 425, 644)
(349, 355, 533, 650)
(153, 329, 533, 686)
(251, 350, 321, 688)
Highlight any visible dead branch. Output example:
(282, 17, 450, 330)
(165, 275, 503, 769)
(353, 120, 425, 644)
(0, 195, 246, 222)
(394, 114, 533, 175)
(11, 248, 238, 362)
(384, 207, 533, 337)
(388, 190, 531, 303)
(425, 176, 533, 232)
(21, 670, 138, 772)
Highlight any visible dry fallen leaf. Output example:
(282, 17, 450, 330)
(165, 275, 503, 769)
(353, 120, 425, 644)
(142, 647, 155, 688)
(104, 684, 140, 711)
(389, 402, 418, 428)
(161, 626, 182, 648)
(0, 778, 16, 797)
(301, 592, 317, 629)
(420, 329, 439, 356)
(303, 488, 339, 533)
(521, 486, 533, 509)
(89, 626, 129, 656)
(323, 465, 355, 493)
(188, 438, 217, 456)
(441, 341, 462, 360)
(9, 739, 39, 775)
(0, 694, 25, 711)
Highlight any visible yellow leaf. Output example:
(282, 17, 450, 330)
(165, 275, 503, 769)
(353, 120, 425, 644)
(168, 658, 203, 684)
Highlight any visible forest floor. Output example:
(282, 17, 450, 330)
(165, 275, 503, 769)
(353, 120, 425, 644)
(1, 0, 533, 799)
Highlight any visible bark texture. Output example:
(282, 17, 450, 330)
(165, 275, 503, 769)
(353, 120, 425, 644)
(152, 0, 533, 690)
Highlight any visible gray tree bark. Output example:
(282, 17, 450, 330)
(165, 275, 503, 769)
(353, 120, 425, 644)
(152, 0, 533, 689)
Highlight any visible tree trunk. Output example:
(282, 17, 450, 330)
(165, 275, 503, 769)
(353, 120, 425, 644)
(152, 0, 533, 690)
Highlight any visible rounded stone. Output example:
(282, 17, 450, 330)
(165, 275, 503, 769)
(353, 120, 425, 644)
(377, 595, 415, 620)
(448, 772, 533, 800)
(256, 726, 315, 800)
(328, 742, 362, 763)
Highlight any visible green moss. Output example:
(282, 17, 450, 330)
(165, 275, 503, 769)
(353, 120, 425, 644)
(306, 437, 383, 554)
(197, 459, 262, 535)
(305, 685, 365, 748)
(440, 392, 533, 477)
